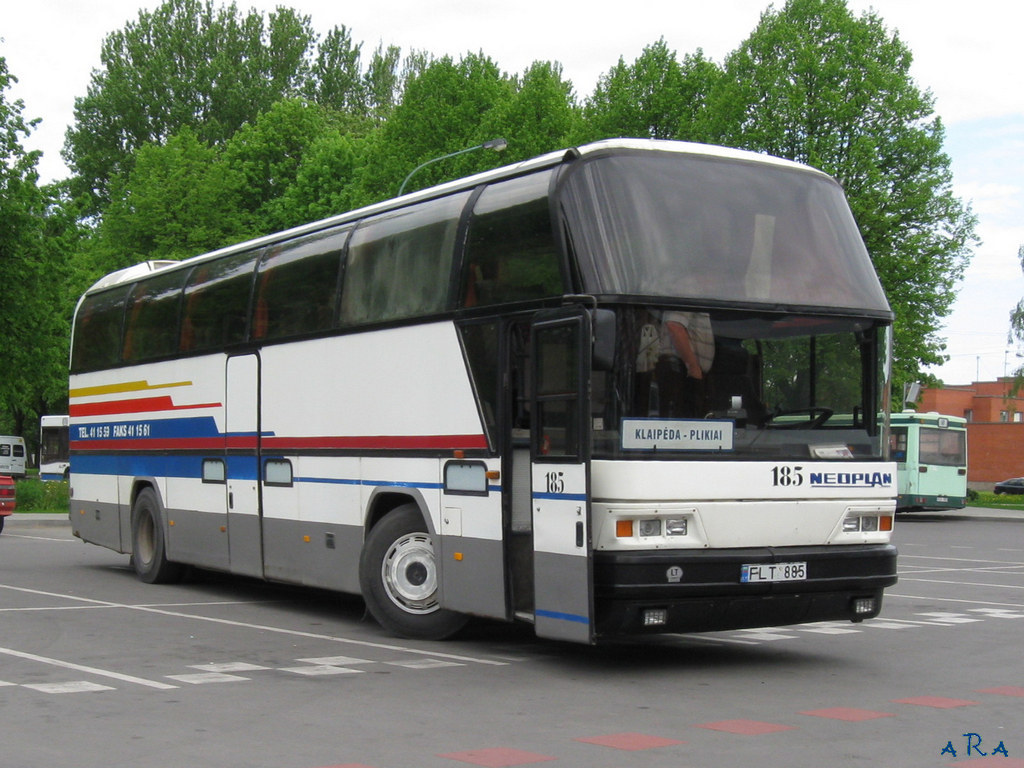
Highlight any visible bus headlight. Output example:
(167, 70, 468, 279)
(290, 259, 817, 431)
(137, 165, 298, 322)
(842, 513, 893, 533)
(665, 518, 688, 536)
(638, 519, 661, 537)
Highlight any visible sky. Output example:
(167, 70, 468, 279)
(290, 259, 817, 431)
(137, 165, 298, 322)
(2, 0, 1022, 386)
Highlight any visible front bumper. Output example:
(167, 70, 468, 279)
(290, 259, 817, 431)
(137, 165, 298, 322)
(593, 543, 898, 637)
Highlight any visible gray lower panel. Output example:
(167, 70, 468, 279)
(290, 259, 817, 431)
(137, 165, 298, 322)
(262, 517, 362, 594)
(438, 534, 508, 621)
(533, 550, 592, 643)
(69, 498, 126, 554)
(165, 506, 229, 571)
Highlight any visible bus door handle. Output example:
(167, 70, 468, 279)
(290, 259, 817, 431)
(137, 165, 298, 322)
(575, 521, 584, 547)
(229, 491, 234, 509)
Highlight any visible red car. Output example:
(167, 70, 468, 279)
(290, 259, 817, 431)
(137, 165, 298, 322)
(0, 474, 15, 533)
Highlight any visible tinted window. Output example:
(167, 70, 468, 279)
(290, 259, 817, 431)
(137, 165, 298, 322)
(181, 252, 258, 353)
(341, 192, 470, 325)
(559, 152, 891, 313)
(462, 171, 562, 307)
(71, 287, 130, 372)
(123, 269, 187, 363)
(254, 227, 348, 341)
(458, 321, 500, 446)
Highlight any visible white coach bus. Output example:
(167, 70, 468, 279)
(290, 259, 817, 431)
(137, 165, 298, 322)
(69, 139, 898, 644)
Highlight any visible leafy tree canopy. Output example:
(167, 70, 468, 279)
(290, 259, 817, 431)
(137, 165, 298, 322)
(0, 56, 74, 437)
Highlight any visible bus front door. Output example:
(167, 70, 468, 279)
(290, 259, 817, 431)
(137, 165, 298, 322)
(225, 353, 263, 578)
(529, 310, 594, 644)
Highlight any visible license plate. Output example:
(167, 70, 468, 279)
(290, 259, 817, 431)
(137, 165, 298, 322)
(741, 562, 807, 583)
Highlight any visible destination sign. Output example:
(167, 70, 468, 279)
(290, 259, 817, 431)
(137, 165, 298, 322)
(621, 419, 734, 451)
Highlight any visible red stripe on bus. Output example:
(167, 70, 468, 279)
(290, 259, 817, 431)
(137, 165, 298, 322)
(260, 435, 490, 451)
(69, 396, 222, 417)
(70, 434, 489, 452)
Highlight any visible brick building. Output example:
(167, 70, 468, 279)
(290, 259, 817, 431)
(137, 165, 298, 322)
(917, 378, 1024, 488)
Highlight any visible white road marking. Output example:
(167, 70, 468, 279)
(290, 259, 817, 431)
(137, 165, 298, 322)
(0, 646, 178, 690)
(23, 681, 115, 694)
(0, 583, 508, 666)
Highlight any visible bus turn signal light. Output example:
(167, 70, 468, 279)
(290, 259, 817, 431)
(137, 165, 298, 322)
(616, 520, 633, 538)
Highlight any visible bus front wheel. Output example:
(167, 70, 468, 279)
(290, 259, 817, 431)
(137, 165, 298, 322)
(131, 488, 184, 584)
(358, 504, 468, 640)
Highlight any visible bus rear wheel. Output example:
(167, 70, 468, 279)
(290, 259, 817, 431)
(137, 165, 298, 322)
(358, 504, 468, 640)
(131, 488, 184, 584)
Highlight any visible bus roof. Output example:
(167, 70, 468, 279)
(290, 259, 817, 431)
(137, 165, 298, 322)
(890, 411, 967, 426)
(82, 139, 832, 295)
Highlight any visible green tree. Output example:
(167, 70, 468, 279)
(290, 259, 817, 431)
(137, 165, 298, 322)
(272, 131, 368, 224)
(359, 53, 515, 200)
(584, 40, 721, 143)
(94, 127, 250, 271)
(364, 43, 403, 125)
(223, 99, 339, 233)
(307, 25, 365, 115)
(481, 61, 583, 160)
(64, 0, 317, 213)
(706, 0, 976, 390)
(0, 57, 75, 438)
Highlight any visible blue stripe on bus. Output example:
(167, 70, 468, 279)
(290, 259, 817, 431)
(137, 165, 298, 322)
(535, 608, 590, 625)
(71, 455, 461, 493)
(296, 476, 443, 491)
(532, 492, 589, 502)
(70, 416, 226, 442)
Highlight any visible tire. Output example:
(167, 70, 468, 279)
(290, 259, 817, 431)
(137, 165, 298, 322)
(0, 516, 5, 534)
(358, 504, 468, 640)
(131, 488, 184, 584)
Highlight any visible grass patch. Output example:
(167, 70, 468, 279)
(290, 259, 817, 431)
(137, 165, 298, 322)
(969, 490, 1024, 511)
(13, 478, 69, 513)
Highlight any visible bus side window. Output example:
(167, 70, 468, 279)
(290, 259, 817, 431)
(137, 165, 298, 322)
(123, 269, 186, 363)
(71, 287, 130, 373)
(341, 193, 470, 326)
(180, 251, 258, 353)
(462, 170, 563, 308)
(254, 227, 348, 341)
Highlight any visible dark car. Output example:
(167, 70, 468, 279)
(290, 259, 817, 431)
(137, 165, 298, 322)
(993, 477, 1024, 495)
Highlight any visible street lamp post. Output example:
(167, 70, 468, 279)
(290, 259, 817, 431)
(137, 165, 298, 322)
(398, 138, 507, 196)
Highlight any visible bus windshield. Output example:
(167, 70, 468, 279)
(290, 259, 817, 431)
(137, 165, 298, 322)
(594, 308, 886, 460)
(559, 150, 891, 315)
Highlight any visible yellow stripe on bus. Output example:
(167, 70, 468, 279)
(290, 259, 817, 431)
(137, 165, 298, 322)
(69, 380, 193, 399)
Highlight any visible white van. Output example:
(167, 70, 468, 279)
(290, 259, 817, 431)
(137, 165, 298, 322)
(0, 436, 27, 478)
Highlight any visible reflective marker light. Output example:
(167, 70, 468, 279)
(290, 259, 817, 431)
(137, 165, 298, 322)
(643, 608, 668, 626)
(638, 519, 661, 537)
(665, 518, 688, 536)
(853, 597, 876, 615)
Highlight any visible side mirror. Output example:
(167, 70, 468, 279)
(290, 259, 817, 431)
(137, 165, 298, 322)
(591, 309, 616, 371)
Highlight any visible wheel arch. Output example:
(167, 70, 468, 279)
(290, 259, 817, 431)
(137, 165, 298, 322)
(129, 477, 163, 508)
(363, 488, 435, 538)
